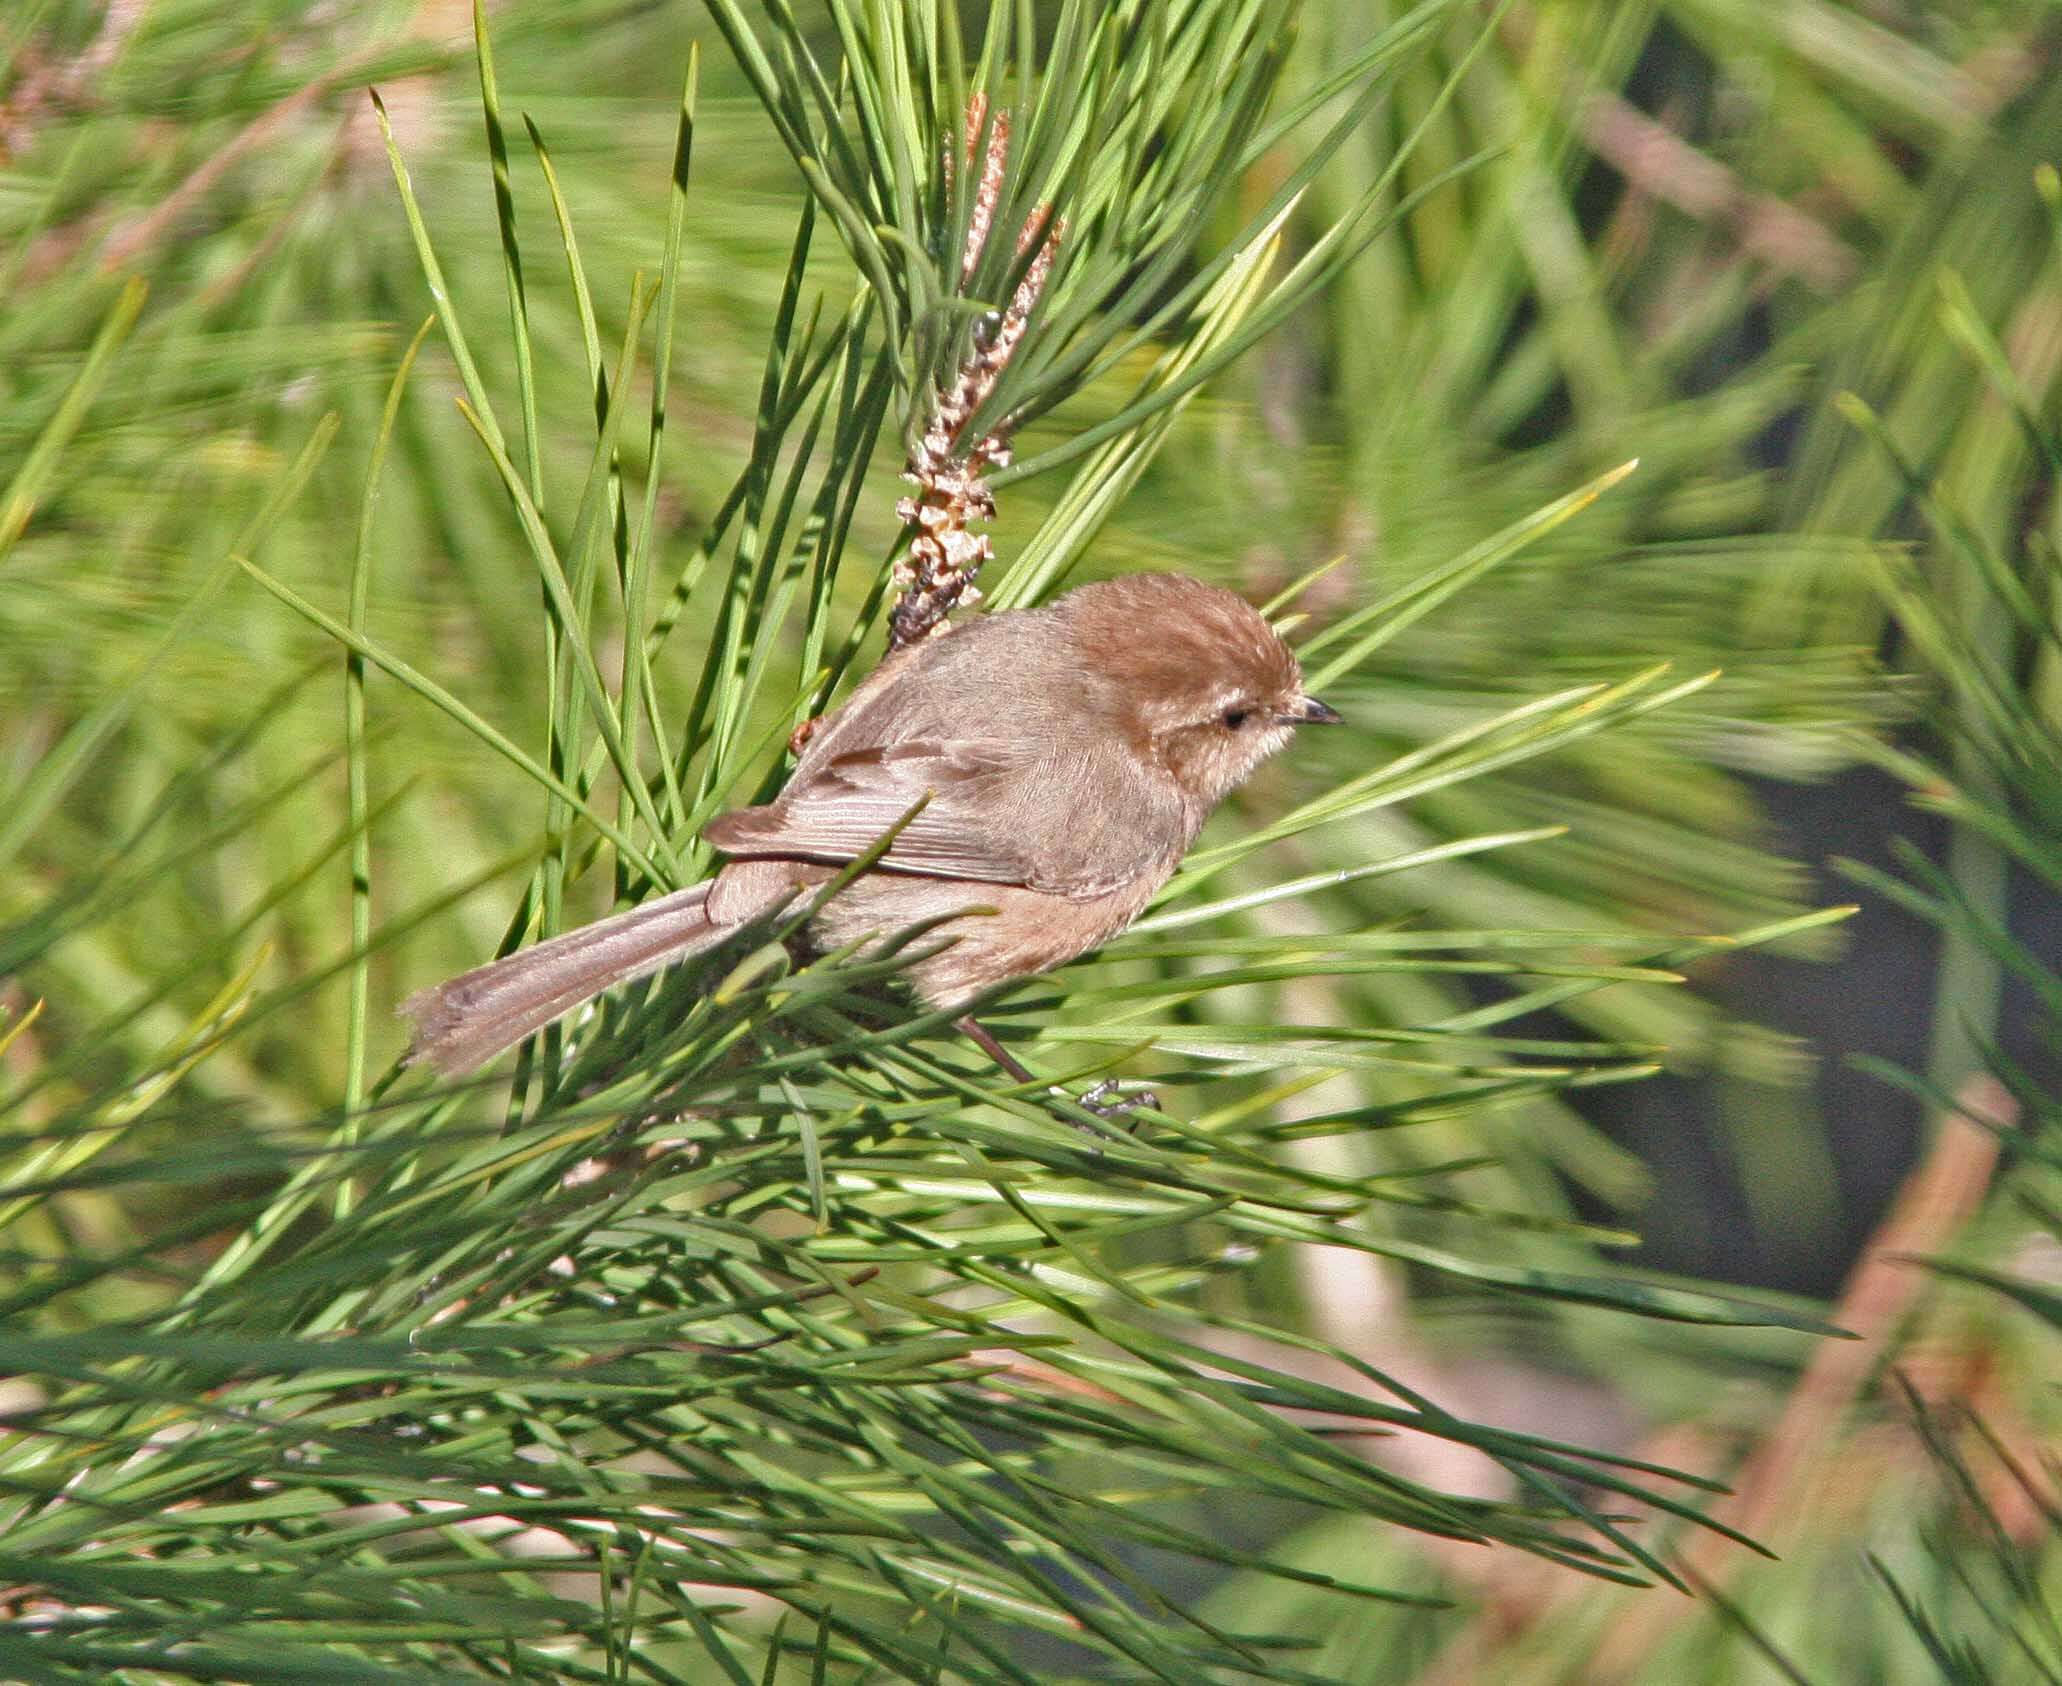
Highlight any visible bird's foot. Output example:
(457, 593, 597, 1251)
(1073, 1078, 1158, 1127)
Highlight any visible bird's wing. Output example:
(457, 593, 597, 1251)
(703, 735, 1188, 896)
(702, 737, 1034, 885)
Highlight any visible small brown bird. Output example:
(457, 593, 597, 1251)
(403, 572, 1339, 1076)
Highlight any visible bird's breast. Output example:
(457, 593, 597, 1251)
(807, 865, 1170, 1009)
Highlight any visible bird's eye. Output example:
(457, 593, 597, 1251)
(1221, 708, 1250, 730)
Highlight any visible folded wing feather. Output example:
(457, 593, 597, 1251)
(702, 735, 1186, 898)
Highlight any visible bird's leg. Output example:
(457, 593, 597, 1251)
(953, 1016, 1157, 1125)
(954, 1014, 1039, 1084)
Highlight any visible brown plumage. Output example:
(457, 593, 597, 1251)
(403, 572, 1339, 1075)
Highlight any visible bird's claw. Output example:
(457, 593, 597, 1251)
(1075, 1078, 1158, 1125)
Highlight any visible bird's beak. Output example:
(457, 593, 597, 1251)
(1283, 694, 1343, 725)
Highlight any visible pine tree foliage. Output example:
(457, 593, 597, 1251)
(3, 1, 2056, 1681)
(0, 2, 1860, 1677)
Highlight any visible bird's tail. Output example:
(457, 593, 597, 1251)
(402, 882, 725, 1076)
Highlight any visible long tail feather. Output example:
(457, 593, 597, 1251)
(402, 883, 724, 1076)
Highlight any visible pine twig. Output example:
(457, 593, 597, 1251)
(888, 97, 1061, 648)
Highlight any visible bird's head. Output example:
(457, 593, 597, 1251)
(1061, 572, 1341, 812)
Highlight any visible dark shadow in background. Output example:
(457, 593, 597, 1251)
(1576, 766, 2059, 1297)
